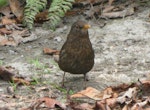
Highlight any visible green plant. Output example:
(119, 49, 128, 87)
(23, 0, 47, 29)
(29, 58, 51, 74)
(0, 60, 3, 65)
(47, 0, 74, 30)
(9, 81, 18, 92)
(23, 0, 75, 30)
(43, 68, 51, 74)
(52, 83, 75, 95)
(29, 58, 43, 68)
(0, 0, 9, 8)
(30, 76, 40, 85)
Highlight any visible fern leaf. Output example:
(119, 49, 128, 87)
(47, 0, 75, 30)
(23, 0, 47, 29)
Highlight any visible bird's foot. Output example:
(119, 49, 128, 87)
(61, 82, 66, 88)
(85, 75, 90, 81)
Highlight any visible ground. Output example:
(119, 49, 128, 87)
(0, 6, 150, 109)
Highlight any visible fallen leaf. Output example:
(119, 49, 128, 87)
(12, 77, 30, 85)
(43, 47, 60, 55)
(131, 98, 150, 110)
(71, 87, 102, 100)
(74, 0, 101, 5)
(0, 29, 33, 46)
(0, 107, 10, 110)
(101, 7, 134, 18)
(0, 28, 12, 35)
(1, 16, 16, 25)
(112, 83, 137, 93)
(35, 10, 49, 22)
(108, 0, 114, 6)
(30, 97, 66, 109)
(94, 101, 106, 110)
(5, 23, 23, 31)
(141, 80, 150, 84)
(122, 105, 129, 110)
(0, 6, 11, 17)
(35, 86, 49, 92)
(21, 32, 38, 43)
(103, 6, 115, 13)
(139, 80, 150, 96)
(103, 87, 114, 99)
(9, 0, 23, 21)
(73, 103, 94, 110)
(83, 6, 100, 19)
(105, 98, 117, 108)
(0, 35, 16, 46)
(20, 108, 32, 110)
(117, 87, 137, 104)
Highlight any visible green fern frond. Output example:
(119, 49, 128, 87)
(23, 0, 47, 30)
(47, 0, 75, 30)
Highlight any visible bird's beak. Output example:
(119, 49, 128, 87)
(83, 24, 91, 29)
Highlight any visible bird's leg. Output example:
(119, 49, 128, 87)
(61, 72, 66, 87)
(84, 74, 87, 89)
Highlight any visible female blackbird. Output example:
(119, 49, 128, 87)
(58, 20, 94, 87)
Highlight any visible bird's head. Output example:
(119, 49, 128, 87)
(70, 20, 90, 37)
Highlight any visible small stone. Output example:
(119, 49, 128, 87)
(54, 36, 62, 42)
(9, 50, 16, 55)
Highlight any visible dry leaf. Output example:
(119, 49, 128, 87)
(12, 77, 30, 85)
(0, 28, 12, 35)
(0, 6, 11, 17)
(141, 80, 150, 84)
(105, 98, 117, 108)
(74, 0, 102, 5)
(103, 6, 115, 13)
(139, 80, 150, 96)
(5, 23, 23, 31)
(101, 7, 134, 18)
(35, 10, 48, 22)
(35, 86, 49, 92)
(1, 17, 16, 25)
(117, 87, 137, 104)
(9, 0, 23, 21)
(83, 6, 100, 18)
(122, 105, 129, 110)
(108, 0, 114, 6)
(30, 97, 66, 109)
(43, 47, 60, 55)
(73, 103, 94, 110)
(103, 87, 114, 99)
(0, 29, 37, 46)
(0, 107, 10, 110)
(20, 108, 32, 110)
(0, 36, 16, 46)
(71, 87, 102, 100)
(131, 98, 150, 110)
(94, 101, 106, 110)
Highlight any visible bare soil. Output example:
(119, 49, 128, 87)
(0, 6, 150, 109)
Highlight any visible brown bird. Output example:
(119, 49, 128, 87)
(58, 20, 94, 87)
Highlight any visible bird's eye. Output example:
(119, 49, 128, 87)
(75, 24, 82, 29)
(77, 25, 82, 29)
(79, 26, 83, 29)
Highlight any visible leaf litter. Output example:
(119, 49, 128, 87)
(0, 0, 150, 110)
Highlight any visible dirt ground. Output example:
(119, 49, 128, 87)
(0, 5, 150, 109)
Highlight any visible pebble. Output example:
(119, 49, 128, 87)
(54, 36, 62, 42)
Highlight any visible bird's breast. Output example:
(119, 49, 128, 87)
(59, 38, 94, 74)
